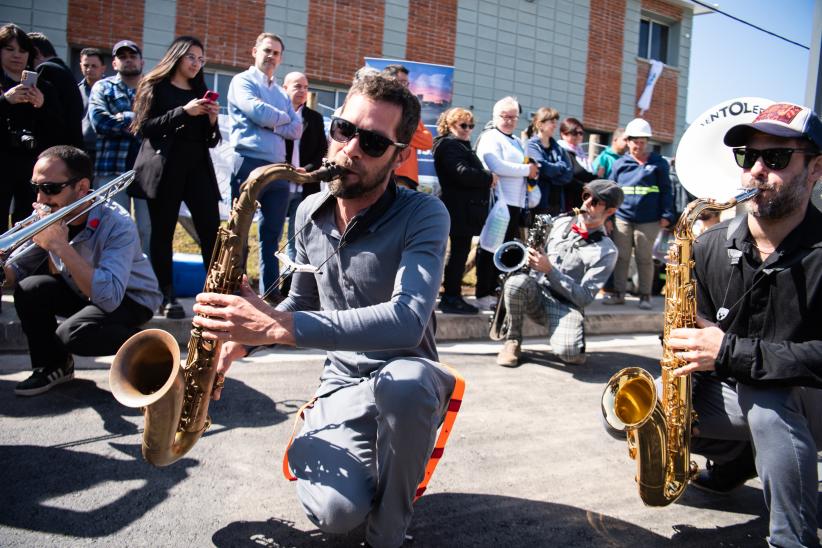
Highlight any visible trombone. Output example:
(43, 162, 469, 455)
(0, 170, 135, 273)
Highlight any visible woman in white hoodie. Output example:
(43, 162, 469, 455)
(474, 96, 538, 309)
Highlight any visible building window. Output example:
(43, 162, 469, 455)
(310, 86, 348, 117)
(638, 18, 669, 64)
(203, 70, 238, 113)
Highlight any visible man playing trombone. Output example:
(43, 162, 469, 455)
(495, 180, 622, 367)
(4, 145, 161, 396)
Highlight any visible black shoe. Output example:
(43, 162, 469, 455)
(15, 358, 75, 396)
(159, 297, 185, 319)
(438, 296, 479, 315)
(691, 446, 757, 494)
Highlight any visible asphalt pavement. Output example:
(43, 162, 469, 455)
(0, 335, 779, 547)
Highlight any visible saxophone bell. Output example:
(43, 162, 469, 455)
(111, 163, 342, 467)
(492, 240, 528, 273)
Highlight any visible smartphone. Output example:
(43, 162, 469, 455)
(21, 70, 39, 87)
(203, 90, 219, 102)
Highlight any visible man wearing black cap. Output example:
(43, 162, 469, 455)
(667, 102, 822, 547)
(496, 180, 623, 367)
(88, 39, 151, 259)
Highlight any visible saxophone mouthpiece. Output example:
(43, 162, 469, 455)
(555, 207, 586, 218)
(315, 160, 348, 181)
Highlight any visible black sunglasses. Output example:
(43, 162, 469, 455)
(30, 177, 80, 196)
(581, 191, 600, 206)
(459, 123, 475, 130)
(732, 147, 819, 170)
(330, 117, 408, 158)
(570, 130, 584, 136)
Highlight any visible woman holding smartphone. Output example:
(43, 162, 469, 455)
(132, 36, 220, 318)
(0, 23, 62, 229)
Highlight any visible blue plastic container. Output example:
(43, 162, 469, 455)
(172, 253, 207, 297)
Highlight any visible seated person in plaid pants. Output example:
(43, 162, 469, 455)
(496, 180, 623, 367)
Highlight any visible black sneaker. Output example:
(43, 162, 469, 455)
(691, 445, 757, 494)
(15, 358, 75, 397)
(160, 297, 185, 319)
(438, 296, 479, 315)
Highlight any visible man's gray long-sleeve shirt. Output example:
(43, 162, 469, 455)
(277, 184, 450, 394)
(539, 216, 618, 309)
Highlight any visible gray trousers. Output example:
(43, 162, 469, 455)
(691, 374, 822, 548)
(286, 358, 455, 548)
(503, 273, 585, 363)
(611, 218, 659, 296)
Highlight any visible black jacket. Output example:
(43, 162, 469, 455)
(432, 134, 494, 237)
(285, 104, 327, 196)
(133, 80, 220, 200)
(37, 57, 84, 148)
(562, 148, 596, 211)
(0, 72, 64, 158)
(694, 205, 822, 388)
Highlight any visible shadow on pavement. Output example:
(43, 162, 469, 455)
(523, 350, 662, 384)
(213, 492, 767, 546)
(0, 376, 287, 437)
(0, 443, 195, 536)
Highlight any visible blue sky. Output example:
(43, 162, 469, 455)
(686, 0, 814, 122)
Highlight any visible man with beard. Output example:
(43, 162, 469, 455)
(495, 180, 622, 367)
(192, 74, 455, 548)
(88, 39, 150, 258)
(6, 146, 161, 397)
(667, 102, 822, 547)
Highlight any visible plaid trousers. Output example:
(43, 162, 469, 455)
(503, 272, 585, 362)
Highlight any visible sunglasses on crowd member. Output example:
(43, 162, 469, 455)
(30, 177, 81, 196)
(569, 129, 584, 136)
(459, 122, 475, 130)
(541, 117, 558, 124)
(330, 117, 408, 158)
(732, 147, 820, 171)
(581, 191, 600, 207)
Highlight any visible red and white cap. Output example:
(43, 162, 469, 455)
(724, 102, 822, 149)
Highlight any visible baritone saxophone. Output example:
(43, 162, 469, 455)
(600, 188, 758, 506)
(110, 162, 345, 467)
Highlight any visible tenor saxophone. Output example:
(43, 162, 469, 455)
(110, 162, 344, 467)
(600, 188, 758, 506)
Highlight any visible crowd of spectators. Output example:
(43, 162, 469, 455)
(1, 22, 676, 323)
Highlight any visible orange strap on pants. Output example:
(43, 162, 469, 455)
(281, 364, 466, 504)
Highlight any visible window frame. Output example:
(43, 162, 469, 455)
(638, 16, 670, 64)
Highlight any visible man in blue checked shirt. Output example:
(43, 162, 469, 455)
(88, 39, 151, 258)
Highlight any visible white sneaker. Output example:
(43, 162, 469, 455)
(474, 295, 498, 311)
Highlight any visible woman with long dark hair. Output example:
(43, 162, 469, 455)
(132, 36, 220, 318)
(0, 23, 62, 229)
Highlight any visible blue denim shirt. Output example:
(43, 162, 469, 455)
(277, 185, 450, 394)
(10, 199, 162, 313)
(227, 66, 302, 163)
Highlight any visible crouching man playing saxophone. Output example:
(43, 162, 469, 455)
(496, 180, 622, 367)
(6, 145, 161, 396)
(192, 75, 455, 548)
(668, 102, 822, 547)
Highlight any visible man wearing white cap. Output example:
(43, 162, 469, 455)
(667, 102, 822, 547)
(604, 118, 673, 309)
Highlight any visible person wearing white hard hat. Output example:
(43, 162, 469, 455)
(603, 117, 673, 309)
